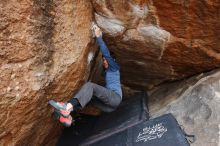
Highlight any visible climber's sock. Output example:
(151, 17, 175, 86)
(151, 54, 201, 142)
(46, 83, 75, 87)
(68, 98, 81, 111)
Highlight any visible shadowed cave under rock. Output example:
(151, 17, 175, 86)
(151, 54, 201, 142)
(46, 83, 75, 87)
(0, 0, 220, 146)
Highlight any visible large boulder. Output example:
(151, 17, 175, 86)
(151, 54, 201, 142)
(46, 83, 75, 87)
(0, 0, 96, 145)
(149, 69, 220, 146)
(1, 0, 220, 145)
(92, 0, 220, 89)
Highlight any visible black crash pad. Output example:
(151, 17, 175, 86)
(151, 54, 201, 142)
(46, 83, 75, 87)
(57, 92, 149, 146)
(80, 92, 149, 146)
(89, 113, 190, 146)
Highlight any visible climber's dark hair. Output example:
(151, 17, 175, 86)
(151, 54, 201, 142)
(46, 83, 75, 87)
(102, 51, 116, 61)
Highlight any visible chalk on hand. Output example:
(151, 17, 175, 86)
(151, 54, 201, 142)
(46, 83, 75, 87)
(91, 22, 99, 38)
(91, 22, 98, 31)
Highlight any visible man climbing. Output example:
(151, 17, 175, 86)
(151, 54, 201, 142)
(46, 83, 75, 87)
(49, 24, 122, 127)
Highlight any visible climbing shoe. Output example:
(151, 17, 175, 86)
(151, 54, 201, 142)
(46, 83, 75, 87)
(59, 115, 73, 127)
(52, 110, 73, 127)
(49, 100, 71, 117)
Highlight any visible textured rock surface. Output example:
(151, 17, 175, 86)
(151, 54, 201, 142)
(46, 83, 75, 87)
(148, 69, 220, 146)
(0, 0, 96, 145)
(92, 0, 220, 89)
(1, 0, 220, 145)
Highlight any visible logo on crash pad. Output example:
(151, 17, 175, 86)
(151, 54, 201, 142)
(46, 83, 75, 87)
(136, 123, 167, 142)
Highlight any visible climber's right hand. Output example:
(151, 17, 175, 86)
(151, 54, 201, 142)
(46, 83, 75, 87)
(92, 24, 102, 38)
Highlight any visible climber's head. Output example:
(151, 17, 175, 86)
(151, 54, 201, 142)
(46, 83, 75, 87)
(102, 57, 109, 69)
(102, 51, 116, 69)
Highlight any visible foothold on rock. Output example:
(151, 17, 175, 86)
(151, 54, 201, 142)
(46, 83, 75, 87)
(11, 74, 16, 79)
(16, 94, 20, 98)
(7, 87, 12, 92)
(15, 86, 20, 91)
(31, 83, 41, 91)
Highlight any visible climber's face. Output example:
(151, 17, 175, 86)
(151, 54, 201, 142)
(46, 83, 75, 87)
(103, 57, 109, 69)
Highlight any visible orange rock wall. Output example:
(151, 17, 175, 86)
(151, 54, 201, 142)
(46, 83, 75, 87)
(0, 0, 96, 145)
(92, 0, 220, 89)
(0, 0, 220, 145)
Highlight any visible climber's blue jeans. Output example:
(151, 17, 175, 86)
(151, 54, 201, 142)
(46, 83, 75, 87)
(68, 82, 122, 112)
